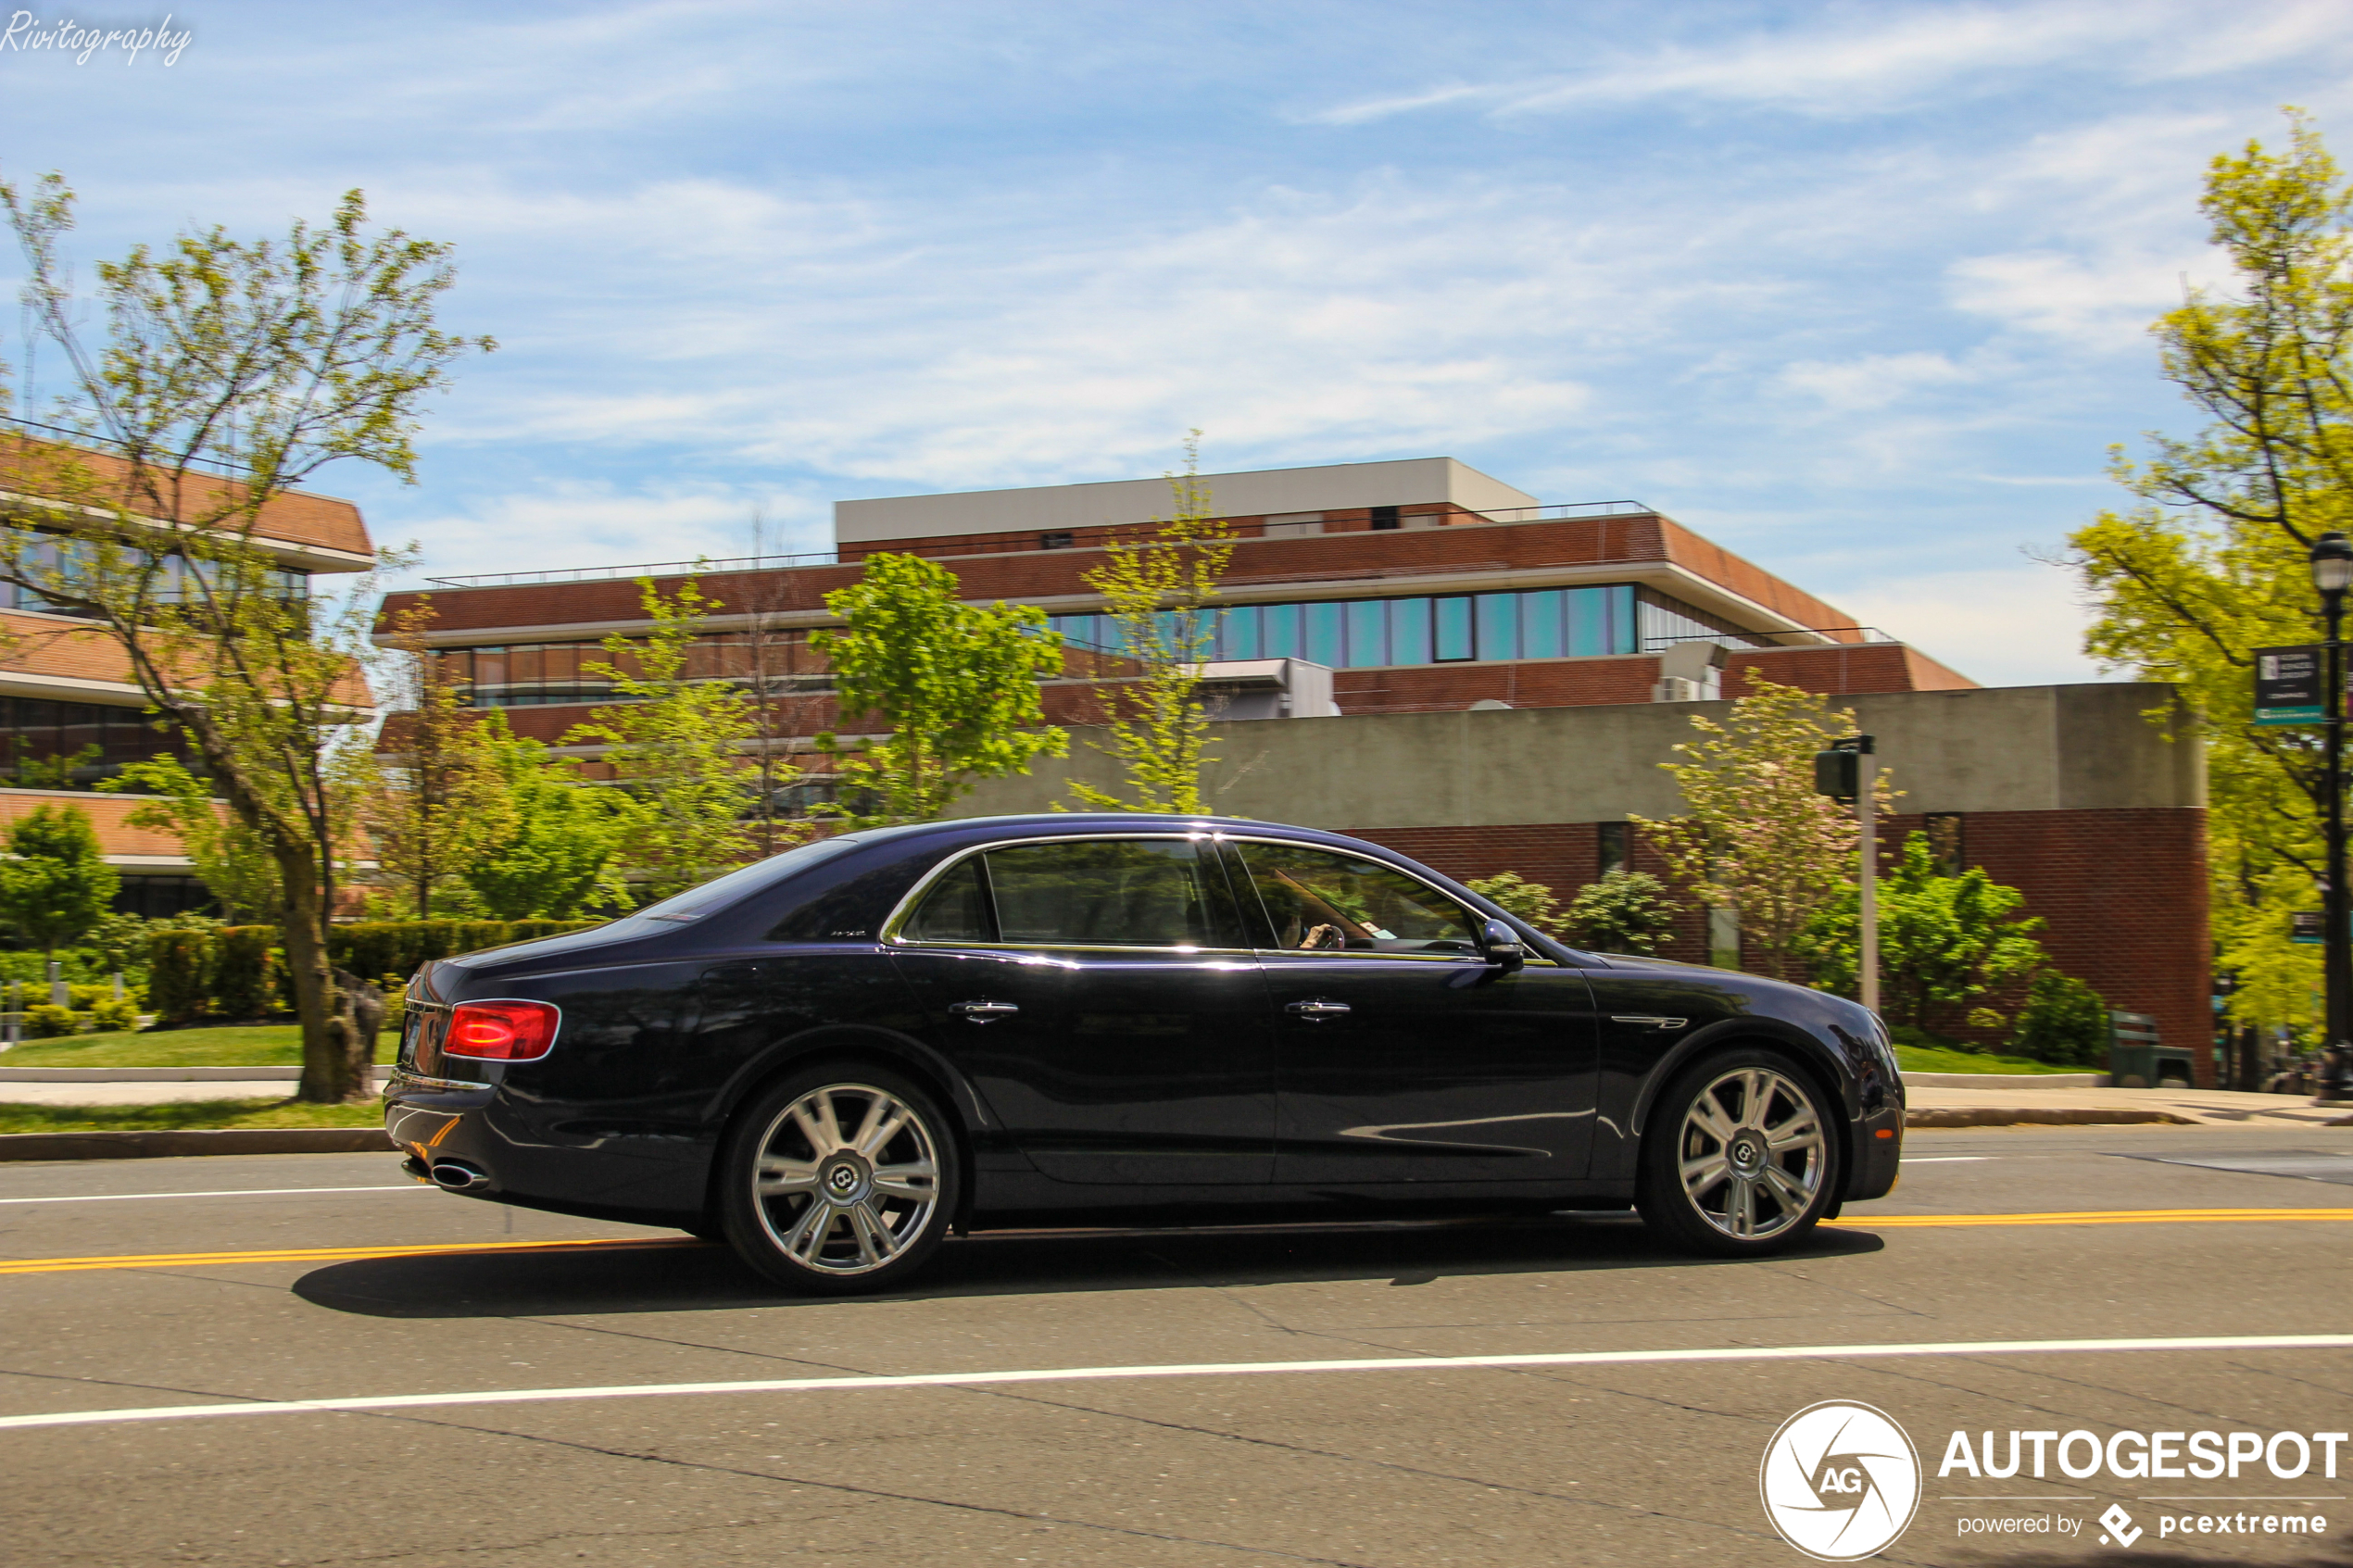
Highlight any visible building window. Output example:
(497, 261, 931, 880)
(435, 631, 827, 709)
(1059, 583, 1731, 672)
(1039, 532, 1074, 550)
(0, 697, 188, 785)
(112, 874, 215, 921)
(1433, 596, 1475, 661)
(1924, 812, 1962, 872)
(1303, 601, 1344, 667)
(1370, 506, 1401, 530)
(1263, 512, 1324, 538)
(1598, 821, 1629, 878)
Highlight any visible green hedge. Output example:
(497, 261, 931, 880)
(148, 930, 213, 1026)
(144, 919, 606, 1022)
(324, 920, 604, 983)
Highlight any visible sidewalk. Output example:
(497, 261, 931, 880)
(0, 1067, 388, 1106)
(1905, 1081, 2353, 1129)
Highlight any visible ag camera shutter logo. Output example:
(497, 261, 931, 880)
(1760, 1401, 1922, 1561)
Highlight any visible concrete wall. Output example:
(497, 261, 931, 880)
(835, 458, 1540, 545)
(952, 682, 2202, 827)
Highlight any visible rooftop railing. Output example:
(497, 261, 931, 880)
(1645, 626, 1893, 650)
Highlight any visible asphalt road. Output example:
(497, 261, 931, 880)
(5, 1127, 2353, 1567)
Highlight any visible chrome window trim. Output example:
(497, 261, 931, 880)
(1218, 834, 1559, 966)
(881, 832, 1255, 958)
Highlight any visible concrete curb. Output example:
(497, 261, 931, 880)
(1906, 1107, 2195, 1129)
(0, 1067, 392, 1084)
(0, 1128, 396, 1160)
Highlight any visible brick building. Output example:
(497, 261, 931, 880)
(0, 422, 378, 914)
(378, 457, 2212, 1079)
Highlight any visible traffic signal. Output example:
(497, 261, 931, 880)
(1813, 747, 1860, 802)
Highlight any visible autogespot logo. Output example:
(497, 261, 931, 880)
(1761, 1401, 1924, 1561)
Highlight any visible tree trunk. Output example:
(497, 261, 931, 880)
(281, 842, 364, 1103)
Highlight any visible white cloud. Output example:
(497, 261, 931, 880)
(1779, 351, 1977, 412)
(1946, 248, 2192, 350)
(1305, 1, 2334, 125)
(1839, 562, 2109, 688)
(376, 482, 831, 592)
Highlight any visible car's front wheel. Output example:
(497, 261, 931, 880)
(717, 1063, 959, 1294)
(1638, 1048, 1841, 1256)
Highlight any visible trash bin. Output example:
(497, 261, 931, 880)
(2109, 1010, 2196, 1087)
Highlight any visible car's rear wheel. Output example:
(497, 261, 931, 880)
(1638, 1047, 1840, 1256)
(717, 1063, 959, 1294)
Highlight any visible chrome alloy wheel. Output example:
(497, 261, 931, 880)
(749, 1083, 942, 1276)
(1675, 1067, 1826, 1241)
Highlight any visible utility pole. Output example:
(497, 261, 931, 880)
(2311, 533, 2353, 1098)
(1815, 734, 1879, 1015)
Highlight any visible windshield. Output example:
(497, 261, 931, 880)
(626, 835, 868, 923)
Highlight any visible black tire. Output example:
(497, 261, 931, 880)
(716, 1061, 960, 1295)
(1637, 1046, 1842, 1258)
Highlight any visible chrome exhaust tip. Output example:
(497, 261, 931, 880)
(430, 1160, 491, 1192)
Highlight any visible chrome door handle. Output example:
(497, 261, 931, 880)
(950, 1000, 1020, 1022)
(1611, 1014, 1688, 1030)
(1286, 1000, 1352, 1020)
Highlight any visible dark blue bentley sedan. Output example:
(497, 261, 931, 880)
(385, 814, 1903, 1293)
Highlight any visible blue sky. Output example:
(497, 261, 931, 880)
(4, 0, 2351, 685)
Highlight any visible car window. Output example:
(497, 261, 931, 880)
(902, 856, 995, 942)
(984, 839, 1227, 948)
(1233, 841, 1482, 956)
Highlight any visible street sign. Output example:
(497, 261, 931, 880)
(2295, 910, 2325, 945)
(2256, 645, 2326, 725)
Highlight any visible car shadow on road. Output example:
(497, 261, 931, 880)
(291, 1212, 1884, 1319)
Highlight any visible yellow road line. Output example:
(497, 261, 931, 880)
(1830, 1209, 2353, 1228)
(6, 1208, 2349, 1276)
(0, 1236, 703, 1275)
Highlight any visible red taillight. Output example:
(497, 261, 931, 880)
(445, 999, 560, 1061)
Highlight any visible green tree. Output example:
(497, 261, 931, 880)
(564, 577, 775, 901)
(365, 599, 513, 919)
(0, 173, 491, 1101)
(1634, 677, 1894, 981)
(1566, 869, 1681, 955)
(2063, 111, 2353, 1040)
(461, 714, 636, 919)
(1466, 872, 1567, 937)
(2011, 971, 2112, 1068)
(102, 756, 282, 923)
(1067, 433, 1238, 813)
(0, 803, 120, 964)
(5, 741, 102, 789)
(1798, 831, 2048, 1036)
(811, 552, 1067, 826)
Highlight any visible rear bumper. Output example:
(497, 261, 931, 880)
(383, 1068, 713, 1224)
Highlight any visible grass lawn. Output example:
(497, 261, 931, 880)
(0, 1097, 385, 1133)
(1896, 1043, 2095, 1075)
(0, 1023, 396, 1069)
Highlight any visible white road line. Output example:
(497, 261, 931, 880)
(3, 1333, 2349, 1435)
(0, 1186, 422, 1206)
(1902, 1157, 1992, 1164)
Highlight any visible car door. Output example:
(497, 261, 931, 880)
(886, 834, 1276, 1185)
(1225, 837, 1600, 1186)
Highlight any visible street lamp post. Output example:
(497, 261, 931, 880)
(2313, 531, 2353, 1100)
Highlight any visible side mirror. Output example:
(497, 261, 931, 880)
(1478, 919, 1526, 973)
